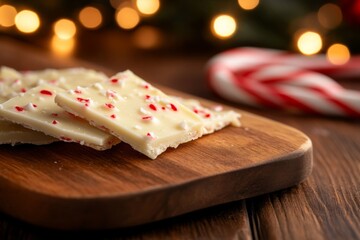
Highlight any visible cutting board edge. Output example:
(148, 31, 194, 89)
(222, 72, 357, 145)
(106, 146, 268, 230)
(0, 136, 312, 230)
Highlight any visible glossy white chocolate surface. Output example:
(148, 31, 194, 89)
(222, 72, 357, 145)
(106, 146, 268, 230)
(55, 70, 204, 159)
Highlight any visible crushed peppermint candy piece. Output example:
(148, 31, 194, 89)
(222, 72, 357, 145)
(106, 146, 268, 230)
(139, 107, 149, 114)
(15, 106, 24, 112)
(145, 132, 156, 140)
(213, 105, 223, 112)
(104, 103, 115, 109)
(169, 103, 178, 111)
(142, 115, 153, 120)
(24, 103, 37, 111)
(179, 121, 189, 130)
(149, 103, 157, 111)
(133, 125, 142, 130)
(93, 82, 104, 90)
(40, 89, 53, 96)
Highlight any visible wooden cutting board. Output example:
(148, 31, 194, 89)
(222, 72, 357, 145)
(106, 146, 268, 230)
(0, 38, 312, 230)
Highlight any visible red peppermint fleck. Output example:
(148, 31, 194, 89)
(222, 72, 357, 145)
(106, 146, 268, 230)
(144, 84, 149, 89)
(15, 106, 24, 112)
(142, 116, 152, 120)
(60, 136, 72, 142)
(105, 103, 115, 109)
(205, 113, 211, 118)
(76, 97, 90, 103)
(193, 109, 199, 114)
(110, 114, 116, 119)
(145, 95, 151, 100)
(32, 104, 37, 108)
(20, 88, 26, 93)
(40, 90, 53, 96)
(170, 103, 178, 111)
(110, 78, 119, 83)
(52, 120, 58, 125)
(161, 107, 166, 110)
(74, 89, 82, 94)
(85, 103, 89, 107)
(146, 132, 155, 139)
(51, 113, 58, 117)
(149, 104, 157, 111)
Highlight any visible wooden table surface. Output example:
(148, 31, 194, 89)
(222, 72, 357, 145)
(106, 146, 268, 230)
(0, 36, 359, 239)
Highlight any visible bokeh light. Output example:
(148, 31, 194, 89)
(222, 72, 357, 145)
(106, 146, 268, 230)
(318, 3, 342, 29)
(327, 43, 350, 65)
(109, 0, 122, 9)
(297, 31, 322, 55)
(238, 0, 260, 10)
(79, 6, 103, 29)
(50, 35, 75, 57)
(211, 14, 237, 39)
(0, 5, 17, 27)
(53, 19, 77, 40)
(136, 0, 160, 15)
(15, 10, 40, 33)
(115, 7, 140, 29)
(133, 26, 161, 49)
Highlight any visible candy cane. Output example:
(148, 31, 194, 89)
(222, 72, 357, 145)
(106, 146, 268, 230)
(206, 48, 360, 117)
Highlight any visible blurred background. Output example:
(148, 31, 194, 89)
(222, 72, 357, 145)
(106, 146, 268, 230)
(0, 0, 359, 94)
(1, 0, 359, 53)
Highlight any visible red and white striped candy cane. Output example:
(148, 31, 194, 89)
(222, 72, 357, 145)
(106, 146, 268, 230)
(206, 47, 360, 117)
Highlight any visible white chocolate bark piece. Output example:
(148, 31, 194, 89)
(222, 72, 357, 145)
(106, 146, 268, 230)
(0, 120, 56, 145)
(174, 97, 241, 134)
(0, 66, 107, 101)
(55, 70, 204, 159)
(0, 84, 120, 150)
(0, 66, 107, 146)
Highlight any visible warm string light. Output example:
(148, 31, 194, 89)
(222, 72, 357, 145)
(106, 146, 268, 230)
(115, 6, 140, 29)
(238, 0, 260, 10)
(317, 3, 342, 29)
(15, 10, 40, 33)
(327, 43, 350, 65)
(0, 4, 17, 27)
(136, 0, 160, 16)
(211, 14, 237, 39)
(79, 6, 103, 29)
(53, 19, 76, 40)
(0, 1, 353, 58)
(297, 31, 322, 55)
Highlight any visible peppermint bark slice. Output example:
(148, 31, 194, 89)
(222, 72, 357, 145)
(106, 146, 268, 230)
(0, 66, 107, 146)
(55, 70, 204, 159)
(0, 84, 120, 150)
